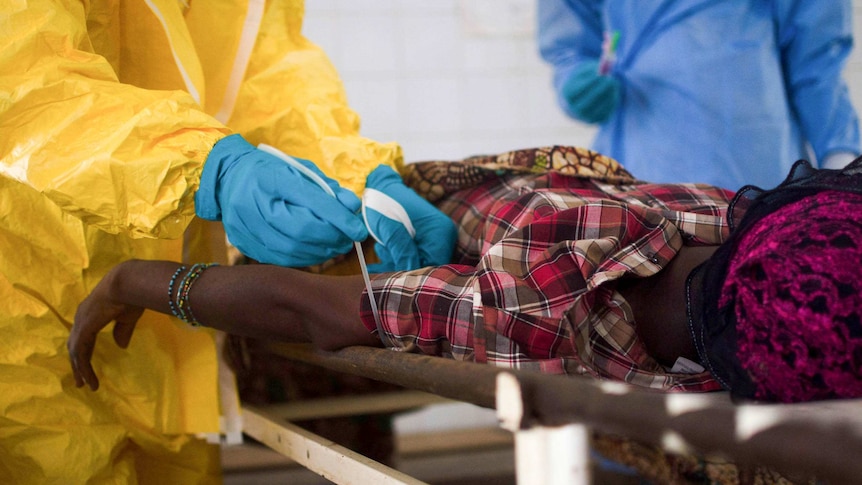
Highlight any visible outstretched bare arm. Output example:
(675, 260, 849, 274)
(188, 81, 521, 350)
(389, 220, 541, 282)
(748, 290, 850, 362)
(69, 259, 380, 390)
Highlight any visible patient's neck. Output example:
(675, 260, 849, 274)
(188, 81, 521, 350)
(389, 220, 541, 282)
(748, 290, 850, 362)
(616, 245, 718, 368)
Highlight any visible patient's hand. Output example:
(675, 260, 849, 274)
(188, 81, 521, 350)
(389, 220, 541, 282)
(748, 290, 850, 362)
(68, 265, 144, 391)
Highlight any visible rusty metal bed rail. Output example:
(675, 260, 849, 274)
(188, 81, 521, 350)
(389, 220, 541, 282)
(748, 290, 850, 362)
(243, 343, 862, 484)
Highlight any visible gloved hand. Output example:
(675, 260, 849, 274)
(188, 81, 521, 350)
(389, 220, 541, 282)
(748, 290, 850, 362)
(363, 165, 457, 272)
(195, 134, 368, 266)
(560, 60, 621, 124)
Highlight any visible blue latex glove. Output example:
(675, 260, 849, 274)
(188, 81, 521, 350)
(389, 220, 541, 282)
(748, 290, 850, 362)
(363, 165, 457, 272)
(195, 134, 368, 266)
(561, 60, 621, 124)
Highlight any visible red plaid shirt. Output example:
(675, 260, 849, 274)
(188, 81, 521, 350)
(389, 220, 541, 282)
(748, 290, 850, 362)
(360, 172, 733, 392)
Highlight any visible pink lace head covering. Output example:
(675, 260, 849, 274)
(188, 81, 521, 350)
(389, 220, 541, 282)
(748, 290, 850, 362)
(720, 191, 862, 402)
(690, 158, 862, 403)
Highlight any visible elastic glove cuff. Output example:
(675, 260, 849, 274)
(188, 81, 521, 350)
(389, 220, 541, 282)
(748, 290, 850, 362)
(366, 164, 403, 189)
(195, 134, 254, 221)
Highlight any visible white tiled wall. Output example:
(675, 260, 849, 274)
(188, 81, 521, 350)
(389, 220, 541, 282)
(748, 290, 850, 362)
(305, 0, 862, 164)
(303, 0, 594, 163)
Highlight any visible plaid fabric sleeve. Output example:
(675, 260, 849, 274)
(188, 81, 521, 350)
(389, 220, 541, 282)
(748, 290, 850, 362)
(358, 264, 481, 360)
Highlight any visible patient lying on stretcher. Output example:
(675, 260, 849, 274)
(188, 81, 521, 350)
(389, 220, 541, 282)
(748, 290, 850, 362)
(69, 147, 862, 404)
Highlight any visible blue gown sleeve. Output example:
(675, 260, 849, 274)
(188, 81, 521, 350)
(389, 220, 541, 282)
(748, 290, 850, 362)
(775, 0, 861, 165)
(537, 0, 606, 119)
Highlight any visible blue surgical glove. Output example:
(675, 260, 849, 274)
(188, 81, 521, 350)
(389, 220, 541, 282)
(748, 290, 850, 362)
(195, 134, 368, 266)
(363, 165, 457, 272)
(560, 60, 620, 124)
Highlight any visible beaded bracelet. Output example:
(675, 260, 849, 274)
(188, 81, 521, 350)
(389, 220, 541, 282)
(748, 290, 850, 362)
(174, 263, 219, 327)
(168, 265, 188, 320)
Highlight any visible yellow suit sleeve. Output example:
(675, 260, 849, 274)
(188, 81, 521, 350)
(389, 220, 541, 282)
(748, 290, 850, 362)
(0, 0, 230, 240)
(223, 0, 403, 195)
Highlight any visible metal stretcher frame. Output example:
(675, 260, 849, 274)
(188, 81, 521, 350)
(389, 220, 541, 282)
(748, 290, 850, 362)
(240, 342, 862, 484)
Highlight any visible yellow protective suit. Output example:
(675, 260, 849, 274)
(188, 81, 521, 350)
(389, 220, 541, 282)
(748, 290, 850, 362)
(0, 0, 402, 483)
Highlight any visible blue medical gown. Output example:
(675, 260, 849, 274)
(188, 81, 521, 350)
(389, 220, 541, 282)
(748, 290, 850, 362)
(538, 0, 860, 190)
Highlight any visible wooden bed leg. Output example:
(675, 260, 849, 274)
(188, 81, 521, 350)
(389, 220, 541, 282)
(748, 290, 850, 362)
(497, 372, 591, 485)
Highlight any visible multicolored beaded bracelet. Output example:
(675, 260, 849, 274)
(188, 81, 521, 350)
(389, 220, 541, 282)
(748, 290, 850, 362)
(168, 265, 188, 320)
(169, 263, 219, 326)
